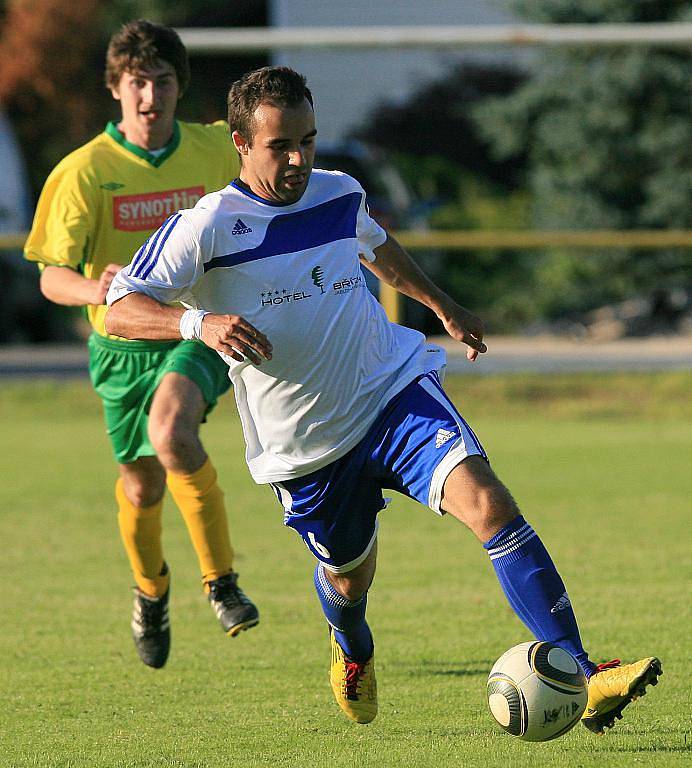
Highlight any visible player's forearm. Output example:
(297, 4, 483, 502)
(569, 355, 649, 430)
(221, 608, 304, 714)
(369, 235, 486, 359)
(105, 292, 185, 340)
(367, 235, 455, 321)
(40, 266, 99, 306)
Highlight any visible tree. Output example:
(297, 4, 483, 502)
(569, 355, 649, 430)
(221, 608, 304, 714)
(474, 0, 692, 321)
(357, 63, 539, 332)
(0, 0, 267, 200)
(360, 62, 527, 195)
(0, 0, 104, 195)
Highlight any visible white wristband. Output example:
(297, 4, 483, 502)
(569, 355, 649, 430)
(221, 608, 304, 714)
(179, 309, 210, 340)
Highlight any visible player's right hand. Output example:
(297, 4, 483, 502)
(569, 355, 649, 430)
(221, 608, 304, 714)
(91, 263, 122, 305)
(200, 314, 272, 365)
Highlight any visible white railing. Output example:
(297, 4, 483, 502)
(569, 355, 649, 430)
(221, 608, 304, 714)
(176, 23, 692, 53)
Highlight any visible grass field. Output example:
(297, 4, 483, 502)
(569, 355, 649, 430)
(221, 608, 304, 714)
(1, 372, 690, 768)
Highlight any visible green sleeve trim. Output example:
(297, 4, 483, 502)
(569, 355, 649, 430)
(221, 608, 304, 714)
(105, 121, 181, 167)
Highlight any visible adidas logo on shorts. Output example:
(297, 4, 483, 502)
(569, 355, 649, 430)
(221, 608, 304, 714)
(232, 218, 252, 235)
(435, 428, 456, 448)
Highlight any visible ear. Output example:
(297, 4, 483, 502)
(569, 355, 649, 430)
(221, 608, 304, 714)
(110, 86, 121, 102)
(232, 130, 249, 155)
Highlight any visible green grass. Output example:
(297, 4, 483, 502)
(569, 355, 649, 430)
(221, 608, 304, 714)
(1, 372, 690, 767)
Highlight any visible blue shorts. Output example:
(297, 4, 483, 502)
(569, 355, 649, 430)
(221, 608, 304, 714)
(270, 372, 487, 573)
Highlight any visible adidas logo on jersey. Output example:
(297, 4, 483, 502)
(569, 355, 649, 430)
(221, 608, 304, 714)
(435, 428, 456, 448)
(232, 218, 252, 235)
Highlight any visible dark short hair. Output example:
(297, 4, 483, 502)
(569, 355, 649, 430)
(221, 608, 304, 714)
(227, 66, 313, 144)
(105, 19, 190, 93)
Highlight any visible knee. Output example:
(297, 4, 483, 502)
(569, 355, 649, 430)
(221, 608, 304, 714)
(119, 456, 166, 508)
(326, 569, 373, 603)
(148, 413, 196, 466)
(127, 486, 161, 509)
(120, 475, 164, 508)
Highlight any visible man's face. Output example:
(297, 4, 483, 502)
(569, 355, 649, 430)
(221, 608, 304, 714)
(111, 61, 180, 148)
(233, 98, 316, 205)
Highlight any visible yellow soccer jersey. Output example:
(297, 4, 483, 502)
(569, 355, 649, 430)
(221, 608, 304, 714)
(24, 120, 239, 338)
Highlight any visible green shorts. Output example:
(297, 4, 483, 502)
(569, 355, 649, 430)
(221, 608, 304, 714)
(88, 333, 231, 464)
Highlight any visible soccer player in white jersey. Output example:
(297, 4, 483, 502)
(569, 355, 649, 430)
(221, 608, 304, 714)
(105, 66, 660, 732)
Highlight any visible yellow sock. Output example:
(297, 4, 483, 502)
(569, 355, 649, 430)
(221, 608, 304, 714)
(166, 458, 234, 585)
(115, 478, 169, 598)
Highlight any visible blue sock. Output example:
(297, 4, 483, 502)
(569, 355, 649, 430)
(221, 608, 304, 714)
(313, 564, 374, 662)
(484, 516, 596, 678)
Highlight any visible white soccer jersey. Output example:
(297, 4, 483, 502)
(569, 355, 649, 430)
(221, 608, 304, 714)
(108, 170, 444, 482)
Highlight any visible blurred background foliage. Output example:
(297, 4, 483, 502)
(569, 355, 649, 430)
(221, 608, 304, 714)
(0, 0, 689, 339)
(0, 0, 267, 196)
(359, 0, 691, 333)
(474, 0, 692, 330)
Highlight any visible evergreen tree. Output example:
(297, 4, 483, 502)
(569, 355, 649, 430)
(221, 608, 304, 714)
(474, 0, 692, 320)
(357, 63, 536, 332)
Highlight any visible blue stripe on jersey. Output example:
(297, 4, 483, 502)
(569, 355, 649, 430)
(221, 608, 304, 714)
(203, 192, 362, 273)
(135, 213, 182, 280)
(128, 234, 154, 277)
(128, 243, 147, 276)
(130, 215, 177, 277)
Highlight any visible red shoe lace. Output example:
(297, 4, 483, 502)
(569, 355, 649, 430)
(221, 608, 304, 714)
(595, 659, 621, 673)
(344, 660, 367, 699)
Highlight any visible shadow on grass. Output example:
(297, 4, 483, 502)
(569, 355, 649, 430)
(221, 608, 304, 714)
(607, 745, 690, 753)
(410, 659, 492, 677)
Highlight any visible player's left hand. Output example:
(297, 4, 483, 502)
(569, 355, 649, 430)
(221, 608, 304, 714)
(200, 313, 272, 365)
(439, 302, 487, 362)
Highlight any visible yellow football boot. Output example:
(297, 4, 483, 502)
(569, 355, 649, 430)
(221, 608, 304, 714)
(329, 628, 378, 724)
(581, 657, 662, 734)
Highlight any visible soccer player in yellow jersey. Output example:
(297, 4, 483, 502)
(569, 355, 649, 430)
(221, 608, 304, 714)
(24, 20, 258, 668)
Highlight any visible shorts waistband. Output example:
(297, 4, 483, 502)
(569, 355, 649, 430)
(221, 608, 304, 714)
(89, 332, 180, 352)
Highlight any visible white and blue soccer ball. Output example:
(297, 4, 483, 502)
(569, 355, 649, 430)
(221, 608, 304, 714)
(487, 641, 588, 742)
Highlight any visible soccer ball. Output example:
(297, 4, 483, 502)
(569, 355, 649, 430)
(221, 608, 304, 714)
(487, 641, 588, 742)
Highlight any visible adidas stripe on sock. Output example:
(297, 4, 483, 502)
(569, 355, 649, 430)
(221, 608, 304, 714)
(484, 515, 596, 677)
(313, 564, 373, 663)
